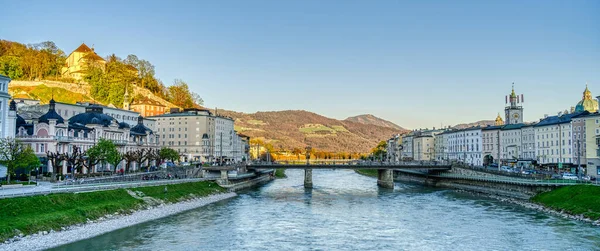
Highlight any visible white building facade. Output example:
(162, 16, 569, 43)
(534, 114, 581, 166)
(482, 125, 501, 165)
(0, 75, 16, 139)
(401, 133, 414, 160)
(445, 127, 483, 166)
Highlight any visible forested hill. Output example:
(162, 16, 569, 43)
(214, 109, 408, 153)
(0, 39, 202, 109)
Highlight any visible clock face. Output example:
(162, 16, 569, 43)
(513, 113, 519, 119)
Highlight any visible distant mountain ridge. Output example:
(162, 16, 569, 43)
(213, 110, 407, 153)
(451, 120, 495, 129)
(344, 114, 406, 131)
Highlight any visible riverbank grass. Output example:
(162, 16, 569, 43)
(131, 181, 226, 203)
(0, 181, 224, 242)
(355, 169, 378, 178)
(531, 185, 600, 220)
(275, 169, 286, 178)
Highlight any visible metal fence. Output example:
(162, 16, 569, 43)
(436, 173, 600, 186)
(0, 178, 214, 199)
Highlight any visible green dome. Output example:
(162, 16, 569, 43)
(575, 84, 598, 112)
(575, 99, 598, 112)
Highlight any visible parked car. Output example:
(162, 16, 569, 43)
(561, 173, 578, 180)
(521, 170, 534, 175)
(180, 162, 191, 166)
(500, 166, 513, 173)
(160, 162, 176, 168)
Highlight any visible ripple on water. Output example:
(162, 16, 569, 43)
(50, 169, 600, 251)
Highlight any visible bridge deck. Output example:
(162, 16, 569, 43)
(247, 164, 451, 170)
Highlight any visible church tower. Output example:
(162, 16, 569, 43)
(123, 86, 131, 110)
(494, 113, 504, 126)
(505, 83, 524, 125)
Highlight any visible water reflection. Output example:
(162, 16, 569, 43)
(52, 169, 600, 251)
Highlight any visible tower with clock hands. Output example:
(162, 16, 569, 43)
(505, 83, 524, 124)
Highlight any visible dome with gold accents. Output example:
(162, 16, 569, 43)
(575, 84, 598, 113)
(495, 113, 504, 126)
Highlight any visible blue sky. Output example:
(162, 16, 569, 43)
(1, 0, 599, 129)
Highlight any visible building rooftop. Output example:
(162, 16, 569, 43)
(38, 99, 65, 124)
(501, 123, 526, 130)
(131, 97, 165, 107)
(534, 111, 588, 127)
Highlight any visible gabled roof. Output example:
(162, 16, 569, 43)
(68, 43, 105, 62)
(73, 43, 93, 53)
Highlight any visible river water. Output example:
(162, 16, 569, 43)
(51, 169, 600, 251)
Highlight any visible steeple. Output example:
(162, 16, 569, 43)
(583, 83, 592, 100)
(495, 113, 504, 126)
(123, 85, 131, 110)
(510, 82, 516, 98)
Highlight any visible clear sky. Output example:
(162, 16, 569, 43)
(1, 0, 599, 129)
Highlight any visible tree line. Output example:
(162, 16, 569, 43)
(0, 39, 203, 109)
(0, 40, 65, 80)
(248, 138, 367, 161)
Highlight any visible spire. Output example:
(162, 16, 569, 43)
(123, 84, 131, 110)
(510, 82, 516, 98)
(583, 83, 592, 99)
(495, 113, 504, 126)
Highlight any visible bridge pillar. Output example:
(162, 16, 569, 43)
(304, 169, 313, 188)
(220, 170, 229, 185)
(377, 169, 394, 189)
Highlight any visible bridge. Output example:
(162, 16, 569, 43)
(247, 161, 452, 189)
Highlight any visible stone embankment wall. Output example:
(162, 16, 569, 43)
(11, 80, 90, 95)
(394, 169, 554, 199)
(449, 164, 549, 180)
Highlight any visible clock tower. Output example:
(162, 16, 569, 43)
(505, 83, 524, 125)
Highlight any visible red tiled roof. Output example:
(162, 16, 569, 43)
(73, 43, 93, 53)
(131, 97, 165, 107)
(69, 43, 106, 62)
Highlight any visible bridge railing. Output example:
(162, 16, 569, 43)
(436, 173, 600, 186)
(248, 160, 452, 167)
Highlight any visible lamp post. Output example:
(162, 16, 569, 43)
(577, 140, 581, 179)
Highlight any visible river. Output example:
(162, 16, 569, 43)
(50, 169, 600, 251)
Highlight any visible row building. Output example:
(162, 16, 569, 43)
(397, 85, 600, 179)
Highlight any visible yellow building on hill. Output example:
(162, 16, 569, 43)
(61, 43, 106, 81)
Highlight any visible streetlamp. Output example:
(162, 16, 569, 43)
(577, 140, 582, 179)
(305, 146, 312, 165)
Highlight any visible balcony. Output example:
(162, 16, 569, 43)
(113, 140, 128, 146)
(54, 136, 72, 142)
